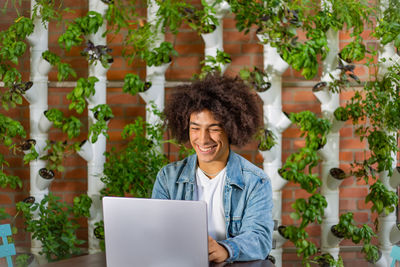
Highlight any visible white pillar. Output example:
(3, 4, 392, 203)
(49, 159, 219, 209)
(374, 0, 398, 264)
(201, 1, 230, 74)
(140, 0, 169, 126)
(86, 0, 109, 254)
(312, 0, 342, 255)
(257, 35, 291, 267)
(25, 0, 52, 262)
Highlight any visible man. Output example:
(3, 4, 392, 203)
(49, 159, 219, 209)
(152, 74, 274, 263)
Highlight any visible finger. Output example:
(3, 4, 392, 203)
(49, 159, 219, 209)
(208, 251, 218, 262)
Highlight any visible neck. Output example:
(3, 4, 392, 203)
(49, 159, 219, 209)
(198, 156, 229, 179)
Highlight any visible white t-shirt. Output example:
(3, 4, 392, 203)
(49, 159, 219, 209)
(195, 167, 227, 241)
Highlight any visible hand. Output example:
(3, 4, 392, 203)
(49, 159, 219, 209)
(208, 236, 229, 263)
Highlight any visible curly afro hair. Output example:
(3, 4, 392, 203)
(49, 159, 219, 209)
(164, 73, 263, 147)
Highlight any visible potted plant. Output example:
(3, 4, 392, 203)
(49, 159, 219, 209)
(67, 77, 99, 114)
(122, 73, 152, 95)
(239, 67, 271, 93)
(257, 129, 276, 151)
(17, 139, 36, 152)
(90, 104, 114, 143)
(36, 167, 55, 191)
(42, 51, 77, 81)
(81, 40, 113, 68)
(16, 193, 92, 262)
(40, 140, 79, 172)
(197, 50, 231, 79)
(142, 41, 178, 67)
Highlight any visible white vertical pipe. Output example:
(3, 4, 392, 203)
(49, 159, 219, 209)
(201, 1, 230, 74)
(257, 35, 290, 267)
(316, 23, 341, 260)
(25, 0, 51, 262)
(375, 0, 398, 264)
(87, 0, 109, 254)
(140, 0, 168, 126)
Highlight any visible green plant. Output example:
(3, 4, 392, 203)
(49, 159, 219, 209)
(45, 109, 83, 139)
(42, 51, 77, 81)
(40, 140, 80, 172)
(239, 67, 271, 92)
(89, 104, 114, 143)
(17, 193, 92, 262)
(374, 0, 400, 48)
(142, 41, 178, 67)
(67, 77, 99, 114)
(366, 181, 398, 216)
(122, 73, 151, 95)
(100, 113, 168, 197)
(58, 11, 103, 51)
(0, 154, 22, 189)
(0, 16, 34, 90)
(32, 0, 70, 25)
(256, 129, 276, 151)
(197, 50, 231, 79)
(230, 0, 372, 79)
(279, 111, 330, 193)
(331, 213, 379, 263)
(1, 81, 32, 110)
(278, 111, 331, 266)
(333, 106, 349, 122)
(313, 253, 343, 267)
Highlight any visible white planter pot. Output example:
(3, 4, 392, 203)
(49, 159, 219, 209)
(77, 140, 94, 162)
(38, 111, 53, 133)
(36, 168, 54, 191)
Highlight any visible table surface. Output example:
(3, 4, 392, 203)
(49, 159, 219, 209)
(40, 253, 275, 267)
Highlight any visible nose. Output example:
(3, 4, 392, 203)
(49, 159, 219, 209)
(198, 129, 211, 144)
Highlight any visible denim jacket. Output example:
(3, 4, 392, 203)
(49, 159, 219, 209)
(152, 151, 274, 262)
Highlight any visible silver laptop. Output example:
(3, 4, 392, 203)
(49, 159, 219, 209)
(103, 197, 209, 267)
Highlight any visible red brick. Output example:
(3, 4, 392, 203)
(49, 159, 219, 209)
(339, 187, 368, 198)
(339, 199, 356, 210)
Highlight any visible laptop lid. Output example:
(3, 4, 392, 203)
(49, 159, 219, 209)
(103, 197, 209, 267)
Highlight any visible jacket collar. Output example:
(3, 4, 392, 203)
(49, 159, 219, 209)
(177, 150, 245, 190)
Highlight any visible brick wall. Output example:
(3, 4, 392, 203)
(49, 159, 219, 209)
(0, 1, 398, 266)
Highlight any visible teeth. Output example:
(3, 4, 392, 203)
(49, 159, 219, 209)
(198, 145, 214, 152)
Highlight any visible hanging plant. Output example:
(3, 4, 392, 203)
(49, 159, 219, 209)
(42, 51, 77, 81)
(66, 76, 99, 114)
(122, 73, 151, 95)
(58, 11, 103, 51)
(155, 0, 219, 35)
(40, 140, 80, 172)
(142, 41, 178, 67)
(230, 0, 372, 79)
(255, 128, 276, 151)
(239, 67, 271, 92)
(330, 213, 379, 262)
(374, 0, 400, 48)
(197, 50, 231, 79)
(81, 40, 113, 68)
(44, 109, 83, 139)
(89, 104, 114, 143)
(278, 111, 331, 265)
(1, 81, 33, 110)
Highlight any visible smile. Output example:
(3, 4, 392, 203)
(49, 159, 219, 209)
(197, 144, 217, 153)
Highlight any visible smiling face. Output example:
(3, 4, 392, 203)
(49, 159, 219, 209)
(189, 110, 230, 173)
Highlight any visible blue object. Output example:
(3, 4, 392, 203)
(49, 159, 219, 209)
(391, 245, 400, 267)
(0, 224, 16, 267)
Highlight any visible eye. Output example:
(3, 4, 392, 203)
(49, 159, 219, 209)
(209, 128, 222, 132)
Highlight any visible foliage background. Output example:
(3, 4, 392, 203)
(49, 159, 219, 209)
(0, 0, 398, 266)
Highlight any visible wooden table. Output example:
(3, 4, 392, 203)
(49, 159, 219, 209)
(40, 253, 275, 267)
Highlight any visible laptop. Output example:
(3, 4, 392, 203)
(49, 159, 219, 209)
(103, 197, 209, 267)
